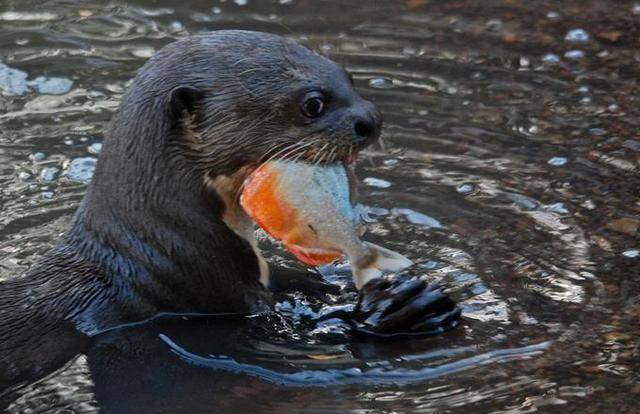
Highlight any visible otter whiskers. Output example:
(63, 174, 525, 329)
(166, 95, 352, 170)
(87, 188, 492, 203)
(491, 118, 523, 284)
(231, 140, 315, 207)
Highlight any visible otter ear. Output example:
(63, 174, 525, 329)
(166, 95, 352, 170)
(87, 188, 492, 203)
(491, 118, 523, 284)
(169, 86, 203, 119)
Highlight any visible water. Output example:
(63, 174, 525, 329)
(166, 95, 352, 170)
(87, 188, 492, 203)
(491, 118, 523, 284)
(1, 0, 639, 412)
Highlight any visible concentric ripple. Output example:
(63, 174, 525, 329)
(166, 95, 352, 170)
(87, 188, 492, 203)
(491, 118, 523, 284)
(1, 0, 639, 413)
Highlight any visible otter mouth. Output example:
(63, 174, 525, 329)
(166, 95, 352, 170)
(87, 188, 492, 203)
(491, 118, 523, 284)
(260, 143, 362, 169)
(294, 149, 361, 167)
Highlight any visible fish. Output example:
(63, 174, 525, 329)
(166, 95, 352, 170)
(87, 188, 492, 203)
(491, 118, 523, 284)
(240, 160, 413, 289)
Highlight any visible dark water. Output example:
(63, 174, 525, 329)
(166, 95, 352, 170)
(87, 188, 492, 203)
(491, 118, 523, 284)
(1, 0, 639, 412)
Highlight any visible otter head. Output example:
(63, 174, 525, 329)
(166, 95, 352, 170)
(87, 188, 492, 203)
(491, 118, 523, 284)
(86, 31, 381, 297)
(160, 31, 381, 182)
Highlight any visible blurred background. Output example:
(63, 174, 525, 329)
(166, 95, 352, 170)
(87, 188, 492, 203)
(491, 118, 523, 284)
(0, 0, 639, 413)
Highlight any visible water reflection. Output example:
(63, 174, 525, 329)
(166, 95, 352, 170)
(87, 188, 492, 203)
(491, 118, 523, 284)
(1, 0, 639, 412)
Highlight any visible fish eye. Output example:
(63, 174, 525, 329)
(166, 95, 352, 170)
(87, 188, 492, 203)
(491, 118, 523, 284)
(300, 91, 326, 119)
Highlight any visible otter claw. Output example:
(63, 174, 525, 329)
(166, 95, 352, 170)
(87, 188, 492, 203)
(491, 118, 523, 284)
(350, 276, 461, 337)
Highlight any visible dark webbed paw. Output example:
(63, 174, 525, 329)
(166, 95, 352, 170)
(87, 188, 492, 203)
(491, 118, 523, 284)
(350, 276, 461, 337)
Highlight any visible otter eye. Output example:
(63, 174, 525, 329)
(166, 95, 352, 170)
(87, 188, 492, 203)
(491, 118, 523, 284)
(300, 92, 326, 119)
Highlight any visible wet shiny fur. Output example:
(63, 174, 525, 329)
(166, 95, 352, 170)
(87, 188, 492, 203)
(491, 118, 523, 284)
(0, 30, 383, 389)
(0, 31, 459, 391)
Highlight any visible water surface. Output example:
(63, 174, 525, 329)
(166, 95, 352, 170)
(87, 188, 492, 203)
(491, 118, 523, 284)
(1, 0, 639, 412)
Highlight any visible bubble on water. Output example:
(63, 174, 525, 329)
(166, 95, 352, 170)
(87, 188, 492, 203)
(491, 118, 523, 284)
(542, 54, 560, 64)
(401, 46, 423, 56)
(444, 86, 458, 95)
(0, 11, 58, 21)
(212, 7, 222, 14)
(88, 90, 105, 99)
(65, 157, 97, 183)
(507, 193, 539, 211)
(233, 0, 248, 5)
(578, 86, 590, 93)
(169, 21, 184, 32)
(63, 138, 73, 145)
(87, 142, 103, 155)
(547, 202, 569, 215)
(383, 159, 399, 167)
(485, 19, 502, 30)
(15, 39, 28, 46)
(622, 249, 639, 258)
(392, 208, 443, 228)
(39, 167, 60, 183)
(105, 83, 125, 94)
(581, 199, 596, 210)
(564, 50, 585, 60)
(369, 77, 394, 89)
(30, 152, 45, 162)
(456, 183, 475, 194)
(546, 11, 560, 19)
(565, 29, 590, 42)
(279, 0, 294, 4)
(131, 47, 155, 58)
(589, 128, 606, 136)
(580, 96, 592, 104)
(363, 177, 391, 188)
(548, 157, 568, 166)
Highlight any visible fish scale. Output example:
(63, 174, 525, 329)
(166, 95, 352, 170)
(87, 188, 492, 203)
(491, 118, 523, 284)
(240, 160, 413, 288)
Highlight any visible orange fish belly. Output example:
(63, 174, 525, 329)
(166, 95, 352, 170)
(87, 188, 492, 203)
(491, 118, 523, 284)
(240, 164, 342, 266)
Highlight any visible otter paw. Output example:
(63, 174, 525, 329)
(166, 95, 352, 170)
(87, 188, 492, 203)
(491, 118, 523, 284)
(350, 276, 461, 337)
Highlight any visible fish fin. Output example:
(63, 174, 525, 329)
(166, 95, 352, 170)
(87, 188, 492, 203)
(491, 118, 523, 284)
(352, 242, 413, 289)
(286, 244, 343, 266)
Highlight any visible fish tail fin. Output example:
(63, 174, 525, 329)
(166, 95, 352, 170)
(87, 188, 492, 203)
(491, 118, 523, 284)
(352, 242, 413, 289)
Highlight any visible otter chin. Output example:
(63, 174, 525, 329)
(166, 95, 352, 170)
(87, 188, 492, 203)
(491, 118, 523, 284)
(0, 30, 383, 389)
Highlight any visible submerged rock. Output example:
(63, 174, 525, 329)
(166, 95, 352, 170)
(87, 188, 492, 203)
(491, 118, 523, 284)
(28, 76, 72, 95)
(607, 218, 639, 236)
(0, 61, 72, 96)
(0, 62, 29, 96)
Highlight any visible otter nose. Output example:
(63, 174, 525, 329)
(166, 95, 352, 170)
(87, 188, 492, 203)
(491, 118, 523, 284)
(352, 102, 382, 146)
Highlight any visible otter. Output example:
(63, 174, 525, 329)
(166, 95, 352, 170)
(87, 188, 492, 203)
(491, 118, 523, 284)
(0, 31, 460, 392)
